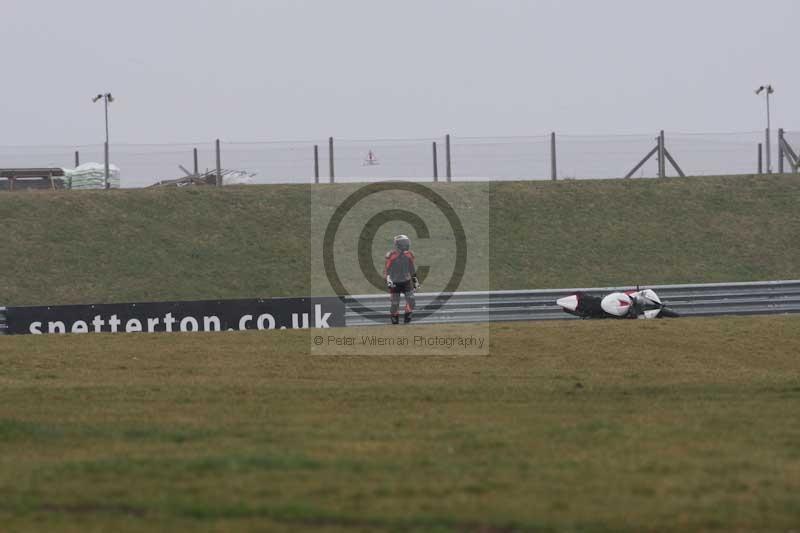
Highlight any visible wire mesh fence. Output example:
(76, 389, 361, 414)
(449, 136, 550, 180)
(1, 130, 797, 188)
(667, 131, 766, 176)
(326, 138, 438, 182)
(220, 141, 319, 185)
(557, 134, 655, 179)
(0, 142, 218, 188)
(0, 145, 79, 171)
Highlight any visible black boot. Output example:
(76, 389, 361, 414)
(403, 312, 412, 324)
(391, 315, 400, 325)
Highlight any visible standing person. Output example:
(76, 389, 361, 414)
(384, 234, 420, 324)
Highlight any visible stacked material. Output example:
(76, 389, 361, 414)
(223, 170, 256, 185)
(63, 163, 121, 189)
(0, 168, 67, 191)
(148, 169, 255, 188)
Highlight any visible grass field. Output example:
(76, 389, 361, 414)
(1, 173, 799, 306)
(2, 316, 799, 531)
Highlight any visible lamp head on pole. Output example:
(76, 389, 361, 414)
(92, 94, 103, 103)
(755, 85, 774, 95)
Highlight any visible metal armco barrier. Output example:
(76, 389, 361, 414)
(3, 281, 798, 333)
(344, 280, 800, 327)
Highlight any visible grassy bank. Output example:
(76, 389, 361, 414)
(0, 174, 798, 305)
(0, 316, 799, 531)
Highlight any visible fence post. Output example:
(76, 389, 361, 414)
(193, 148, 199, 177)
(328, 137, 335, 184)
(658, 131, 666, 178)
(432, 141, 439, 182)
(215, 139, 222, 187)
(778, 128, 785, 174)
(314, 145, 320, 184)
(758, 143, 763, 174)
(74, 150, 80, 167)
(550, 132, 557, 181)
(445, 134, 452, 183)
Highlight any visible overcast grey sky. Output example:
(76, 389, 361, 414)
(2, 0, 798, 145)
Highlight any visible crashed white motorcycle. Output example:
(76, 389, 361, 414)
(557, 289, 679, 319)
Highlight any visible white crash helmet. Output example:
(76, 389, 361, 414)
(393, 234, 411, 251)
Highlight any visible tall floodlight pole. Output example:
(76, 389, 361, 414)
(92, 92, 114, 188)
(755, 85, 774, 173)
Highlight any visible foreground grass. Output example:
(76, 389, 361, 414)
(0, 316, 799, 531)
(1, 174, 799, 305)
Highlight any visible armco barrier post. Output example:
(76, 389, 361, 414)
(550, 132, 557, 181)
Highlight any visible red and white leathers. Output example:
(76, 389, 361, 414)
(384, 248, 418, 324)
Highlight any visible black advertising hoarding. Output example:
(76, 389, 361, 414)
(3, 297, 345, 335)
